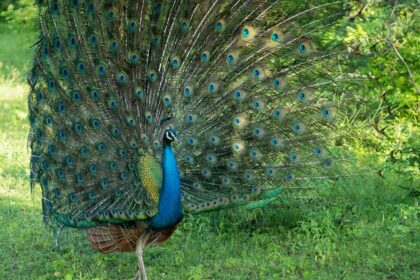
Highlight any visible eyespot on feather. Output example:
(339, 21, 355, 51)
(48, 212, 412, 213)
(201, 168, 212, 178)
(232, 89, 249, 102)
(206, 154, 217, 165)
(128, 52, 140, 65)
(147, 70, 158, 82)
(134, 87, 144, 100)
(183, 85, 193, 97)
(231, 140, 246, 154)
(187, 137, 198, 146)
(162, 95, 172, 106)
(266, 168, 275, 176)
(291, 122, 306, 134)
(252, 127, 265, 137)
(127, 20, 137, 32)
(270, 29, 285, 43)
(116, 71, 128, 85)
(170, 55, 181, 69)
(297, 41, 314, 55)
(296, 88, 313, 102)
(221, 176, 231, 186)
(152, 37, 160, 46)
(106, 9, 117, 22)
(289, 151, 300, 162)
(251, 66, 269, 80)
(269, 136, 283, 149)
(320, 106, 335, 121)
(241, 24, 257, 41)
(272, 76, 287, 90)
(227, 159, 238, 169)
(109, 39, 119, 52)
(208, 135, 220, 145)
(251, 99, 264, 111)
(207, 82, 219, 94)
(200, 50, 210, 62)
(145, 111, 153, 124)
(215, 19, 226, 32)
(180, 19, 189, 31)
(226, 51, 240, 65)
(232, 114, 248, 129)
(249, 149, 261, 159)
(314, 146, 326, 157)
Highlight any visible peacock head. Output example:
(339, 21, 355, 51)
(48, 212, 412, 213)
(163, 128, 178, 145)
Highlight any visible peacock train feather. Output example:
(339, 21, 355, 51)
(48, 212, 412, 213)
(27, 0, 361, 278)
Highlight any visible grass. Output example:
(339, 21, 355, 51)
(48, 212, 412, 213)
(0, 19, 419, 280)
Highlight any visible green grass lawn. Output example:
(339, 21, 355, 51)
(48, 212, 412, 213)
(0, 22, 419, 280)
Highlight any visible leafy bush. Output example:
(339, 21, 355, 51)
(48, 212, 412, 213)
(0, 0, 36, 25)
(343, 1, 419, 180)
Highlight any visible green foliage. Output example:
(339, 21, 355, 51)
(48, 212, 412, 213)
(0, 1, 37, 85)
(343, 0, 419, 178)
(0, 0, 36, 25)
(0, 25, 36, 85)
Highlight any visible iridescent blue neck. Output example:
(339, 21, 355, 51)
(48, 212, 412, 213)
(150, 142, 182, 229)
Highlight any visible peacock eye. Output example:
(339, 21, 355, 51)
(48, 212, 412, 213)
(166, 131, 175, 140)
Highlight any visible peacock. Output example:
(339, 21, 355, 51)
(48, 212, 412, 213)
(27, 0, 359, 278)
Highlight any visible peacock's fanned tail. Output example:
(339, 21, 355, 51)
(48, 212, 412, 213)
(28, 0, 358, 227)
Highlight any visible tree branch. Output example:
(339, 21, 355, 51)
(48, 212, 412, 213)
(390, 42, 420, 94)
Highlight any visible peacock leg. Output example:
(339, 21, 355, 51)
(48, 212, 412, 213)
(54, 224, 63, 249)
(135, 237, 147, 280)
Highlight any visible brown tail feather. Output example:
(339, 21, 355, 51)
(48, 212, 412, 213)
(87, 224, 143, 253)
(86, 223, 178, 253)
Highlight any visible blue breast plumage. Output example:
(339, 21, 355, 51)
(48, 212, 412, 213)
(150, 140, 183, 229)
